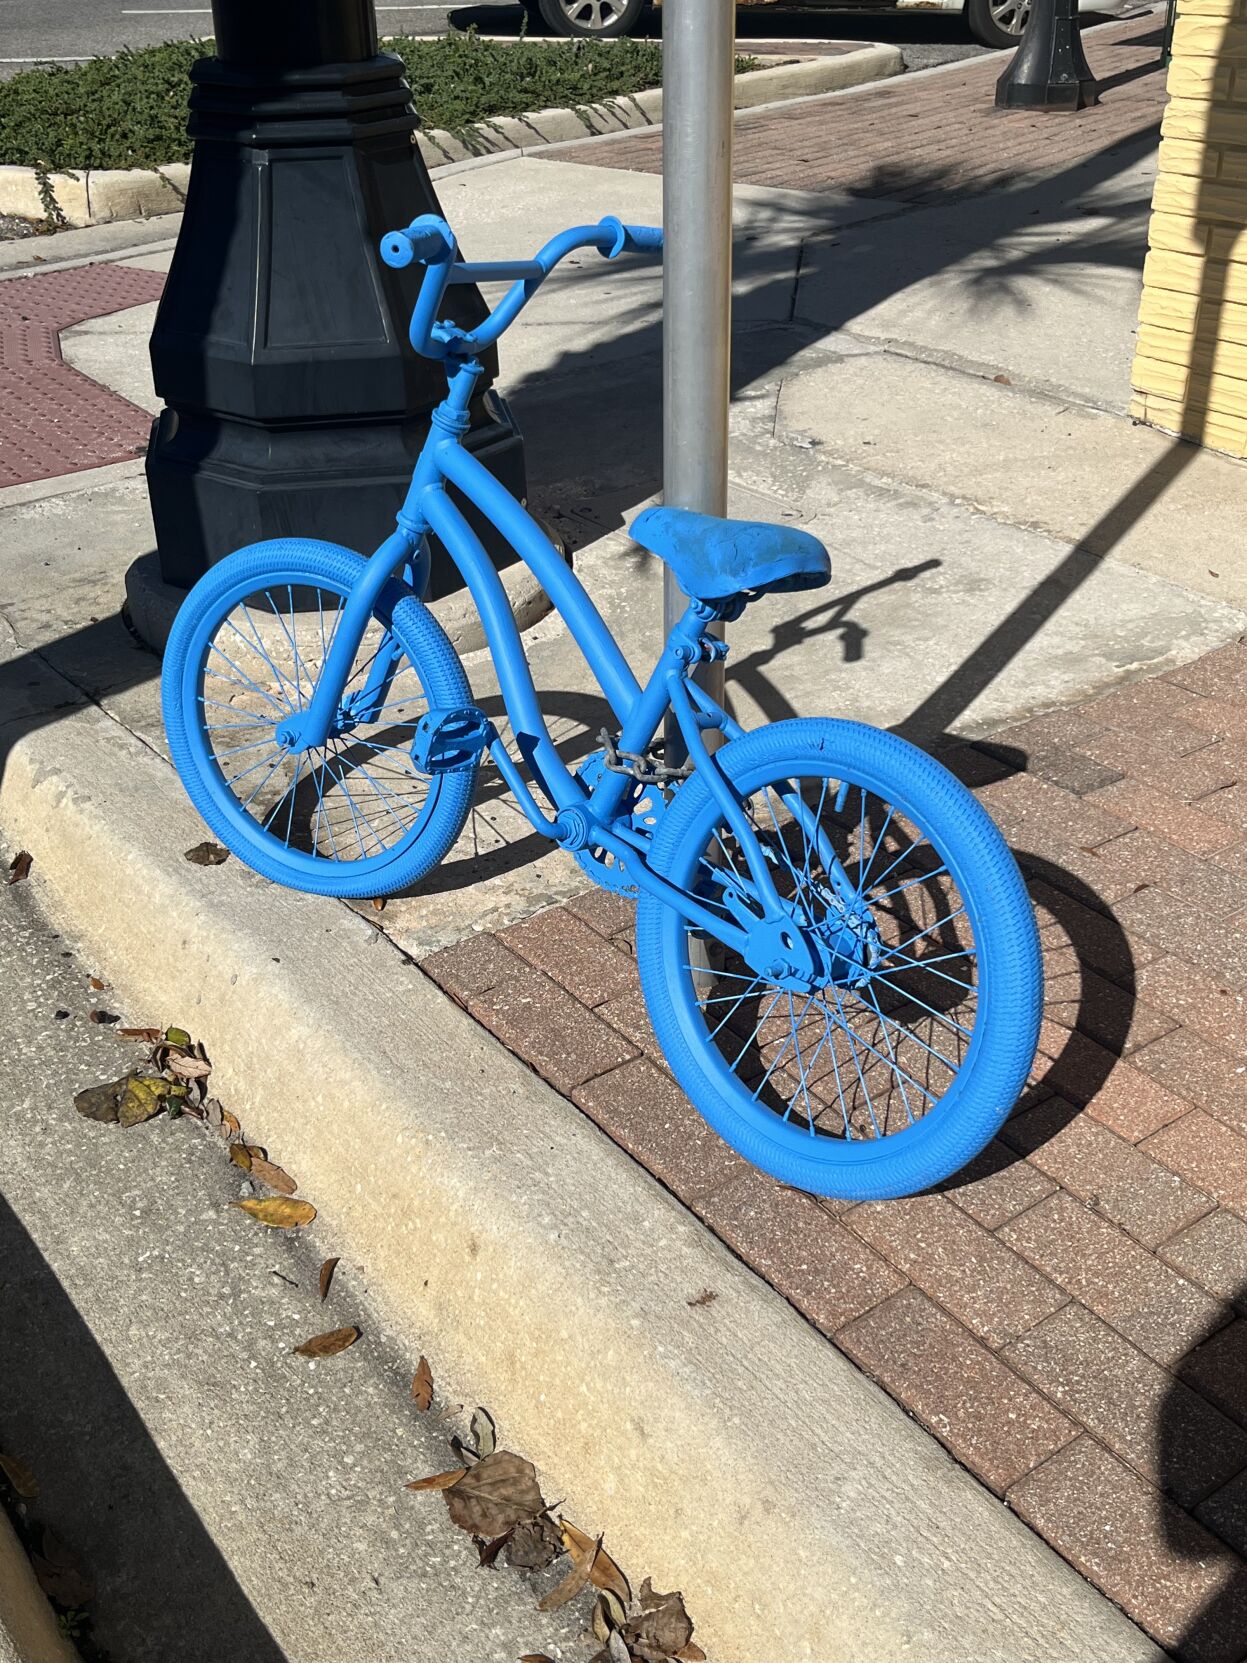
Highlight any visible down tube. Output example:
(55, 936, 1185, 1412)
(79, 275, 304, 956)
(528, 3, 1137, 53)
(438, 442, 642, 721)
(420, 488, 582, 816)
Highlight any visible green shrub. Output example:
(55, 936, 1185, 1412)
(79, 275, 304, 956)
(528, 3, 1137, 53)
(0, 32, 743, 172)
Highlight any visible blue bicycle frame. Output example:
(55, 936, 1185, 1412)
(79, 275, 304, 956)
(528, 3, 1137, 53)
(277, 213, 839, 964)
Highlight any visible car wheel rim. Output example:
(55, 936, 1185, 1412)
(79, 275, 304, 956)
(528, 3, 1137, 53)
(558, 0, 626, 28)
(990, 0, 1031, 34)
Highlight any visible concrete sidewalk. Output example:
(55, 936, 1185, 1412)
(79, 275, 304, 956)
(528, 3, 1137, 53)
(0, 27, 1241, 1661)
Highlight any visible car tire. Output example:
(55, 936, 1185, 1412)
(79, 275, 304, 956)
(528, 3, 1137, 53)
(536, 0, 650, 38)
(966, 0, 1033, 49)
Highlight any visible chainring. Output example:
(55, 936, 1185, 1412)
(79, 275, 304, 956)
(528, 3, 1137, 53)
(573, 749, 670, 897)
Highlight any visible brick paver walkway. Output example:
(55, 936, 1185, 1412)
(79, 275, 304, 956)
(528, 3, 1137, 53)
(556, 15, 1168, 200)
(427, 640, 1247, 1663)
(0, 263, 166, 489)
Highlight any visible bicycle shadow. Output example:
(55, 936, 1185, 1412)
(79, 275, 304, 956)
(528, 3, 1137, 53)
(0, 1189, 288, 1662)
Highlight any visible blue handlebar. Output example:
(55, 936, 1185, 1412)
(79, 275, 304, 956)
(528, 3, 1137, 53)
(377, 214, 662, 361)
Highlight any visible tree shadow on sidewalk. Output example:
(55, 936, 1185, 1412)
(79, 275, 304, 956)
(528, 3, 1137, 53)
(0, 1189, 288, 1662)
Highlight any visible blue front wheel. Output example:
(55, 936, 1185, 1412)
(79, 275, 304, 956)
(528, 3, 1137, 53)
(162, 538, 476, 898)
(636, 719, 1042, 1200)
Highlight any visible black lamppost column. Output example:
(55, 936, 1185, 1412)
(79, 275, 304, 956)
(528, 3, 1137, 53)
(146, 0, 525, 598)
(995, 0, 1098, 111)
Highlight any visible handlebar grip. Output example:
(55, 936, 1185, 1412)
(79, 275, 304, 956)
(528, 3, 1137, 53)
(379, 216, 455, 269)
(597, 216, 664, 259)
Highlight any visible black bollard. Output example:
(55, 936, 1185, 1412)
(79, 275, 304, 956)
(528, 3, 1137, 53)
(146, 0, 526, 597)
(995, 0, 1098, 111)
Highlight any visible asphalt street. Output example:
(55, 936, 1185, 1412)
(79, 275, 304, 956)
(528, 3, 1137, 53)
(0, 0, 998, 76)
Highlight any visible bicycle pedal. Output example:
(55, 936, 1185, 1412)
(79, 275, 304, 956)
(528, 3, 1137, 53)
(412, 705, 492, 773)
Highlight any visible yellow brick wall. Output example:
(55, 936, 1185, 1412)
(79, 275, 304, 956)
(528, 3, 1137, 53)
(1131, 0, 1247, 456)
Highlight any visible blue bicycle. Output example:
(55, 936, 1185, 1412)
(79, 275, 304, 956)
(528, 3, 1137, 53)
(162, 212, 1042, 1200)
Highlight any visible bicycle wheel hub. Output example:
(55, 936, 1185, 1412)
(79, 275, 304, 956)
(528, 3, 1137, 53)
(745, 907, 879, 993)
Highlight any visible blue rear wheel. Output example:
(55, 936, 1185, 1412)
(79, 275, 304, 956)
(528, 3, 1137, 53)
(162, 538, 476, 898)
(636, 718, 1042, 1200)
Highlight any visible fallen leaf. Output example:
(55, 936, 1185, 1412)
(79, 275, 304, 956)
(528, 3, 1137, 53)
(405, 1467, 468, 1492)
(164, 1026, 192, 1048)
(318, 1257, 340, 1302)
(0, 1452, 38, 1498)
(675, 1646, 707, 1661)
(221, 1110, 241, 1140)
(560, 1519, 631, 1604)
(519, 1656, 556, 1662)
(89, 1010, 121, 1026)
(165, 1053, 212, 1080)
(505, 1514, 563, 1570)
(250, 1156, 296, 1195)
(118, 1027, 162, 1043)
(31, 1529, 93, 1608)
(411, 1355, 433, 1410)
(686, 1289, 717, 1307)
(471, 1406, 497, 1457)
(623, 1580, 694, 1659)
(7, 850, 32, 884)
(599, 1588, 628, 1631)
(538, 1530, 598, 1612)
(204, 1098, 224, 1133)
(477, 1527, 514, 1567)
(229, 1144, 253, 1172)
(118, 1074, 168, 1128)
(230, 1197, 316, 1229)
(444, 1450, 544, 1539)
(607, 1633, 629, 1663)
(73, 1077, 126, 1123)
(293, 1325, 360, 1358)
(185, 841, 229, 866)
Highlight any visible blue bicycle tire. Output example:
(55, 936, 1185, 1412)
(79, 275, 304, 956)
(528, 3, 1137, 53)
(162, 538, 476, 899)
(636, 718, 1042, 1200)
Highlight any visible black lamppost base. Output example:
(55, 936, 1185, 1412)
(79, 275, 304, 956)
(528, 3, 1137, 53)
(147, 2, 524, 593)
(995, 0, 1099, 111)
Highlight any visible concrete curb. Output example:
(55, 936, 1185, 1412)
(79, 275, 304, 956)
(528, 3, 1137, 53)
(0, 1510, 79, 1663)
(0, 669, 1161, 1663)
(0, 45, 900, 228)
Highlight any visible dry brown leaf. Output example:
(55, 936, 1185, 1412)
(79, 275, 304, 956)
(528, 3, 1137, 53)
(675, 1646, 707, 1661)
(318, 1257, 340, 1301)
(221, 1109, 241, 1140)
(443, 1450, 544, 1540)
(477, 1527, 514, 1567)
(560, 1519, 631, 1605)
(229, 1143, 253, 1172)
(7, 850, 32, 884)
(118, 1027, 162, 1043)
(411, 1355, 433, 1411)
(230, 1196, 316, 1229)
(405, 1467, 467, 1492)
(623, 1580, 694, 1659)
(73, 1077, 126, 1123)
(519, 1656, 556, 1662)
(166, 1053, 212, 1080)
(293, 1325, 360, 1358)
(251, 1156, 297, 1195)
(505, 1514, 562, 1570)
(537, 1530, 598, 1612)
(0, 1453, 38, 1498)
(31, 1529, 92, 1608)
(185, 841, 229, 866)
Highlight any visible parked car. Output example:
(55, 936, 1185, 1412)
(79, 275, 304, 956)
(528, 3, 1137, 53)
(527, 0, 1121, 55)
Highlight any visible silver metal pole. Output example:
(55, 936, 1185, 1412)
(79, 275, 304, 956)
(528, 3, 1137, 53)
(662, 0, 734, 749)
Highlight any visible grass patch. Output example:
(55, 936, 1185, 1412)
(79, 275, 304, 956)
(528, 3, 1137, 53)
(0, 32, 755, 172)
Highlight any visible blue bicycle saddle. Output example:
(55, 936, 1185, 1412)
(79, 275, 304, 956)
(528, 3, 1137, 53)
(630, 506, 831, 602)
